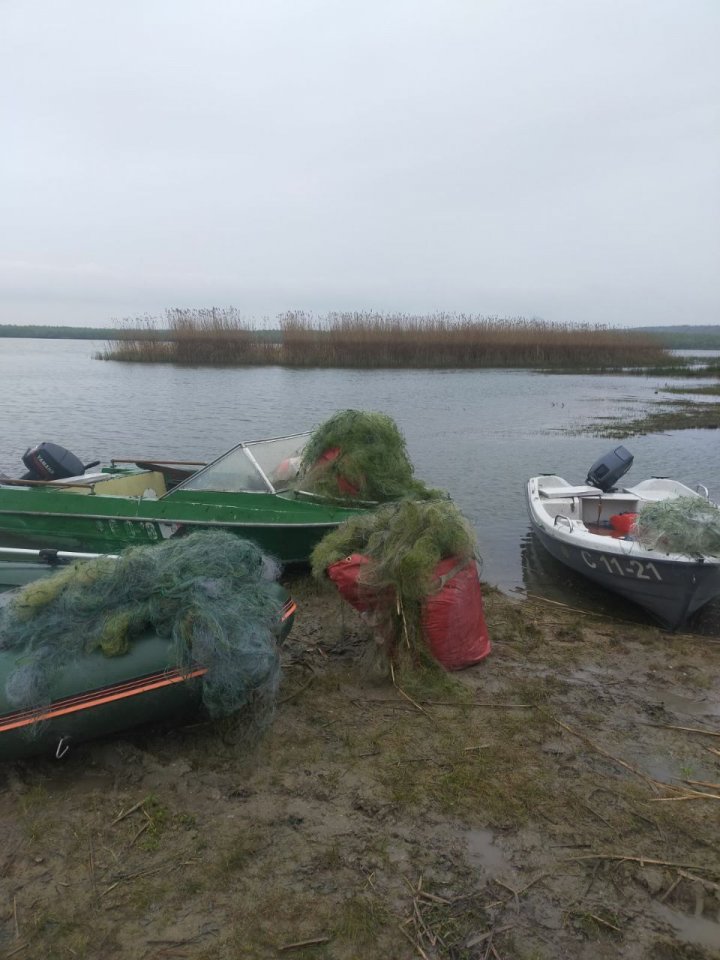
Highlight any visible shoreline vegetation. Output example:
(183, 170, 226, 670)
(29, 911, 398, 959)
(97, 309, 675, 370)
(3, 317, 720, 351)
(0, 324, 120, 339)
(588, 398, 720, 438)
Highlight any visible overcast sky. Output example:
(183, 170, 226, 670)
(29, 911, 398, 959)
(2, 1, 718, 328)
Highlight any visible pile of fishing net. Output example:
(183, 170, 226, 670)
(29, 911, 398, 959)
(0, 531, 286, 726)
(299, 409, 437, 502)
(312, 499, 491, 671)
(636, 496, 720, 557)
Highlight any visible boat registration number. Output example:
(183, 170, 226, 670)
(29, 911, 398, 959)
(95, 519, 161, 541)
(581, 551, 662, 581)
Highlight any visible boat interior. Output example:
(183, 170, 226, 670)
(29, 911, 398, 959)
(537, 488, 638, 532)
(50, 470, 167, 499)
(535, 477, 698, 538)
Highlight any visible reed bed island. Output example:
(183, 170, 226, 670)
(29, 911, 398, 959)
(99, 309, 669, 370)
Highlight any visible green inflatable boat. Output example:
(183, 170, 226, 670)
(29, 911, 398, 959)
(0, 538, 296, 761)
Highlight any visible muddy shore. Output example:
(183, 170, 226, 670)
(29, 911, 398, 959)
(1, 575, 719, 960)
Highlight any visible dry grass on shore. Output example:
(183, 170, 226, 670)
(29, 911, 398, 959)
(99, 310, 669, 369)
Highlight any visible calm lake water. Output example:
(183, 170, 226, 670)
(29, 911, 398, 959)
(2, 338, 719, 627)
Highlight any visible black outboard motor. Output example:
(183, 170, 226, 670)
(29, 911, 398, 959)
(21, 442, 88, 481)
(586, 445, 634, 492)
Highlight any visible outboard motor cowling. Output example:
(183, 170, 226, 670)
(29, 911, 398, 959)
(21, 442, 87, 481)
(586, 445, 634, 492)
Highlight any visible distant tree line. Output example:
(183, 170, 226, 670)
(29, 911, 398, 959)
(0, 325, 120, 339)
(2, 320, 719, 349)
(0, 323, 283, 342)
(636, 325, 720, 349)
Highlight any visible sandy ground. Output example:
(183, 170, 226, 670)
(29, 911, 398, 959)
(1, 574, 719, 960)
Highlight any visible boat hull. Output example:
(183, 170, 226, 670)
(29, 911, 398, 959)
(0, 632, 205, 761)
(530, 518, 720, 630)
(0, 571, 296, 760)
(0, 486, 365, 563)
(0, 560, 60, 589)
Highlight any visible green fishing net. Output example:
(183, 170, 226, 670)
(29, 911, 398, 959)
(0, 531, 285, 725)
(300, 409, 437, 501)
(312, 499, 477, 659)
(636, 496, 720, 557)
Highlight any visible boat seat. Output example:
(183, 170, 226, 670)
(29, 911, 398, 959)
(539, 484, 601, 499)
(53, 471, 167, 498)
(623, 483, 684, 502)
(51, 471, 108, 486)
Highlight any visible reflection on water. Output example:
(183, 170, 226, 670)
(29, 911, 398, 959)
(465, 827, 512, 876)
(650, 901, 720, 953)
(519, 531, 647, 624)
(1, 338, 719, 630)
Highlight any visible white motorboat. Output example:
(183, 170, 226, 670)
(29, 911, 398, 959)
(526, 447, 720, 629)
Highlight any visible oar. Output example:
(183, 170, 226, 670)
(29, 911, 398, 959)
(0, 547, 119, 563)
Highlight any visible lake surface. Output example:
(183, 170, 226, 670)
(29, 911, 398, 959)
(2, 338, 719, 627)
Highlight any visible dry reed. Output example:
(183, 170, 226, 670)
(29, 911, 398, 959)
(100, 310, 669, 369)
(279, 312, 668, 369)
(99, 308, 280, 365)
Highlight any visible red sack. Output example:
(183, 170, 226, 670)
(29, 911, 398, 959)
(421, 557, 491, 670)
(317, 447, 341, 465)
(314, 447, 360, 497)
(327, 554, 385, 612)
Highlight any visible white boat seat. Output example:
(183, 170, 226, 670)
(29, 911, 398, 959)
(623, 481, 687, 502)
(538, 484, 601, 499)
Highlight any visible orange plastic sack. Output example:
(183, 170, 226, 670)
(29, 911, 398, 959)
(327, 554, 491, 672)
(421, 557, 491, 670)
(314, 448, 360, 497)
(327, 554, 386, 612)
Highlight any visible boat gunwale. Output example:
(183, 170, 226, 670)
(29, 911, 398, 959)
(0, 667, 207, 733)
(0, 508, 350, 530)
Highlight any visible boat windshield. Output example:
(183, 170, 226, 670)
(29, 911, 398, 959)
(245, 434, 309, 491)
(172, 434, 309, 494)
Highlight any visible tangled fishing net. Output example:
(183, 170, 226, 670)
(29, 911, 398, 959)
(636, 496, 720, 557)
(0, 531, 286, 727)
(300, 409, 438, 502)
(312, 499, 479, 666)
